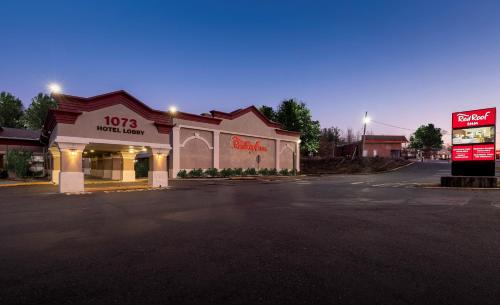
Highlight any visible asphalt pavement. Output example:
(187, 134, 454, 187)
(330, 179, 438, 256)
(1, 161, 500, 305)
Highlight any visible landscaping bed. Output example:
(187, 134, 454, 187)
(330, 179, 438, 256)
(177, 168, 298, 178)
(300, 157, 412, 175)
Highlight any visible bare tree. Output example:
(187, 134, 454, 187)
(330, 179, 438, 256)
(320, 127, 343, 157)
(346, 128, 354, 144)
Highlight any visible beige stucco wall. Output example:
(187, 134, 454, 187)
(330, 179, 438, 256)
(60, 150, 82, 172)
(280, 141, 297, 170)
(180, 138, 213, 169)
(56, 104, 169, 145)
(150, 154, 167, 171)
(180, 128, 213, 146)
(219, 133, 275, 169)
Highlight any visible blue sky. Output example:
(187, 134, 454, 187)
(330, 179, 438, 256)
(1, 0, 499, 144)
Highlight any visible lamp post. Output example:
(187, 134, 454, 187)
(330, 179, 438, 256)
(362, 112, 370, 158)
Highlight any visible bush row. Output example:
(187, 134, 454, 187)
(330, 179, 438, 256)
(177, 168, 298, 178)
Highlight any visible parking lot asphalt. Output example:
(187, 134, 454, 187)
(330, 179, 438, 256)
(1, 161, 500, 305)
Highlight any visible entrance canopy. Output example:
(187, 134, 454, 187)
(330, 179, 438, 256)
(42, 90, 173, 193)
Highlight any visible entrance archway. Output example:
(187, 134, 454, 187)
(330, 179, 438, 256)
(43, 91, 173, 193)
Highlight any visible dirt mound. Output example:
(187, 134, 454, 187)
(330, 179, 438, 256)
(301, 157, 411, 175)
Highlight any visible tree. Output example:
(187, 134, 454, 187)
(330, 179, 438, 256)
(319, 127, 343, 157)
(6, 150, 32, 178)
(275, 99, 321, 155)
(23, 93, 58, 129)
(409, 124, 443, 151)
(0, 92, 24, 128)
(258, 105, 277, 122)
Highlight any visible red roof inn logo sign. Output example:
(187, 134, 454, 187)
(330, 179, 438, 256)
(452, 108, 496, 128)
(451, 107, 496, 176)
(231, 136, 268, 152)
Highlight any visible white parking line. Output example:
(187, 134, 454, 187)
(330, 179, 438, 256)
(351, 182, 364, 185)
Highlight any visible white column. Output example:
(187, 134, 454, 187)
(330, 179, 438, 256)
(111, 153, 122, 180)
(49, 147, 60, 185)
(275, 139, 281, 171)
(172, 126, 180, 178)
(295, 140, 301, 172)
(213, 130, 220, 169)
(148, 147, 171, 188)
(120, 151, 137, 182)
(102, 155, 113, 179)
(57, 142, 86, 193)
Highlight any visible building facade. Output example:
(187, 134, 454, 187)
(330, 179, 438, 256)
(335, 135, 408, 159)
(171, 106, 300, 178)
(362, 135, 408, 158)
(0, 90, 300, 193)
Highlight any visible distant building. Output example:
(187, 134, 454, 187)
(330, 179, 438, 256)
(335, 135, 408, 159)
(362, 135, 408, 158)
(0, 127, 44, 170)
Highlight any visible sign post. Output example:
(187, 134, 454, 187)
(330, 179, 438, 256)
(443, 107, 497, 187)
(451, 107, 496, 176)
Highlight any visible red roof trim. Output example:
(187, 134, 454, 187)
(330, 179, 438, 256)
(42, 90, 174, 140)
(275, 129, 301, 136)
(210, 106, 282, 128)
(365, 140, 407, 144)
(154, 122, 175, 134)
(176, 112, 222, 125)
(51, 90, 172, 125)
(0, 138, 43, 147)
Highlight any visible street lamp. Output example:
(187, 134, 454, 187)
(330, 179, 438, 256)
(361, 112, 370, 158)
(48, 83, 62, 94)
(168, 105, 178, 114)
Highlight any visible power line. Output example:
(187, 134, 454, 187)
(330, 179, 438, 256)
(371, 120, 415, 132)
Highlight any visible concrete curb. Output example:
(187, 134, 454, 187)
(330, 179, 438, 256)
(384, 161, 415, 173)
(0, 179, 150, 187)
(423, 186, 500, 190)
(85, 185, 160, 192)
(84, 178, 148, 185)
(303, 162, 415, 176)
(0, 181, 51, 187)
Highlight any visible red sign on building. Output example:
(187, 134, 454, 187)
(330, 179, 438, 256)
(452, 108, 496, 128)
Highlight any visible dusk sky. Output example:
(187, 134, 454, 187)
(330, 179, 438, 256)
(1, 0, 499, 145)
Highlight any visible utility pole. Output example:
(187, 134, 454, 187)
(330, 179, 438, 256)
(362, 111, 368, 158)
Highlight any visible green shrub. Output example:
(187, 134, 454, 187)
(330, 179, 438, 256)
(204, 168, 219, 177)
(258, 168, 269, 176)
(177, 169, 188, 178)
(0, 169, 8, 179)
(268, 168, 278, 176)
(243, 168, 257, 176)
(289, 169, 298, 176)
(30, 170, 44, 177)
(233, 168, 243, 176)
(220, 168, 234, 177)
(188, 168, 204, 178)
(6, 150, 32, 178)
(279, 168, 290, 176)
